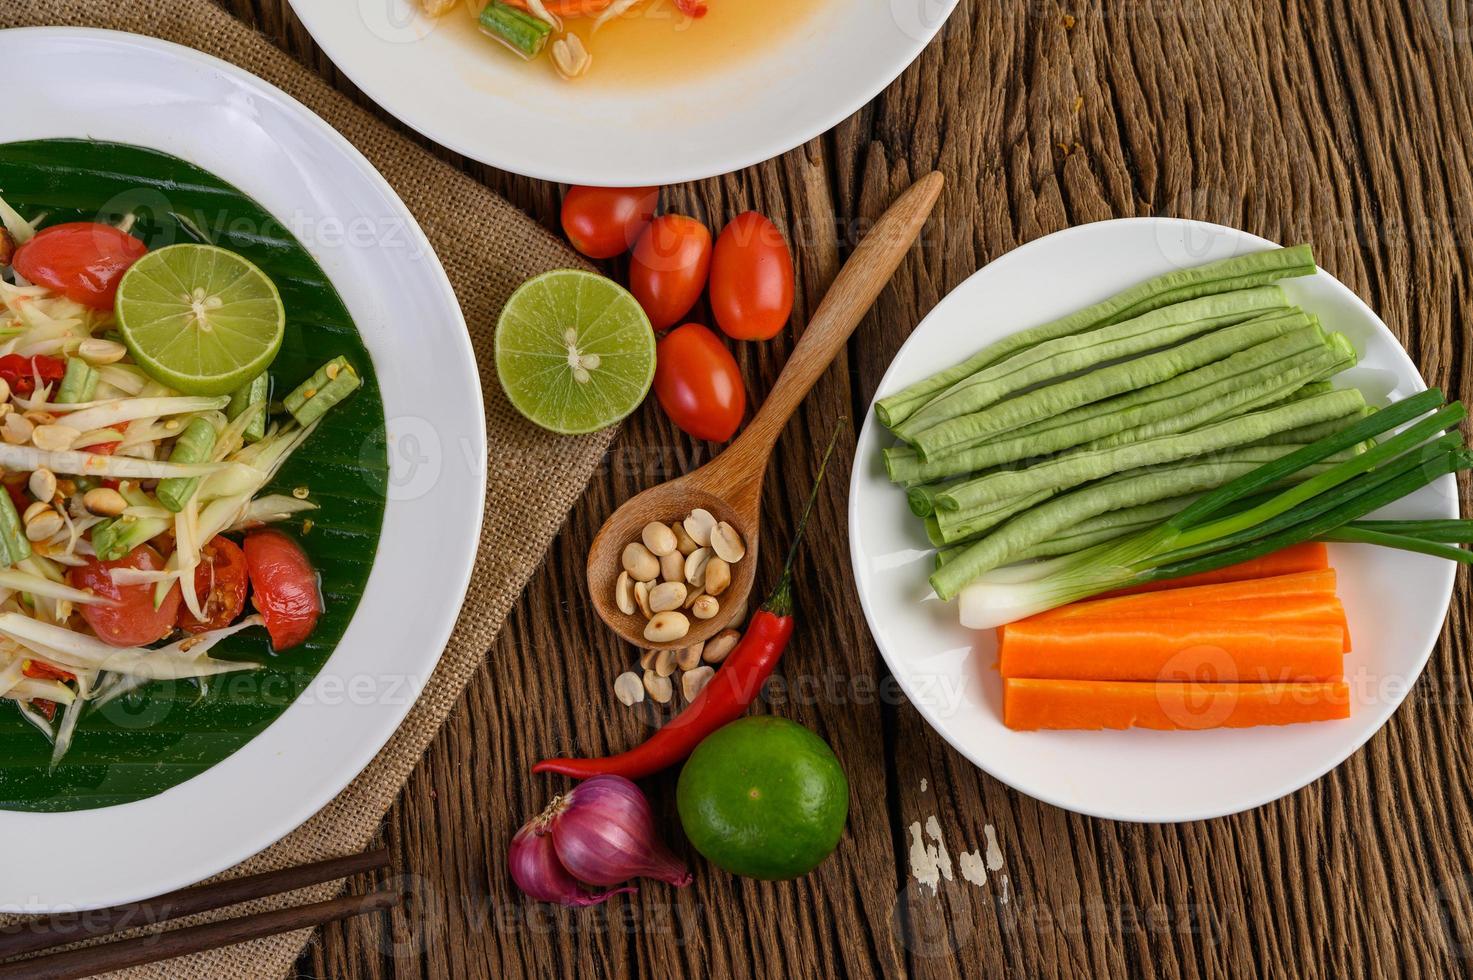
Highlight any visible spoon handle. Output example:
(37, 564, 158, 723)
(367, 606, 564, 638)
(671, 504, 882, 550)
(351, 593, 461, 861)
(715, 171, 944, 477)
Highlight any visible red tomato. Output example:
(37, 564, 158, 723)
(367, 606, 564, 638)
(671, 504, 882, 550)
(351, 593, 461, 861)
(710, 212, 795, 341)
(242, 529, 322, 650)
(561, 186, 659, 259)
(11, 223, 148, 311)
(628, 215, 712, 331)
(0, 354, 66, 397)
(68, 546, 182, 647)
(178, 536, 250, 635)
(653, 324, 746, 442)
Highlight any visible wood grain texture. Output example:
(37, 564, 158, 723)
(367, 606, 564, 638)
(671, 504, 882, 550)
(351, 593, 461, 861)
(216, 0, 1473, 976)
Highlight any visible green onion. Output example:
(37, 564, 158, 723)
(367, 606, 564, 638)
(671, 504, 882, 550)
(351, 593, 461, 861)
(948, 393, 1469, 622)
(479, 1, 554, 59)
(1318, 526, 1473, 562)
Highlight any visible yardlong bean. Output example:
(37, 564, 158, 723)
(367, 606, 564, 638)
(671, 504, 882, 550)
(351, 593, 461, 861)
(875, 244, 1316, 428)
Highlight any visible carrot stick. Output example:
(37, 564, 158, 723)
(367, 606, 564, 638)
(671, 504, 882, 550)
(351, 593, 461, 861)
(1060, 596, 1351, 652)
(1003, 678, 1352, 731)
(997, 618, 1346, 682)
(1104, 541, 1329, 596)
(1031, 569, 1337, 622)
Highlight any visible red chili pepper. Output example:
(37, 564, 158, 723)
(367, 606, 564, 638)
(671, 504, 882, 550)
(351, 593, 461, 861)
(32, 699, 56, 722)
(22, 660, 75, 683)
(534, 423, 843, 781)
(674, 0, 707, 16)
(0, 354, 65, 397)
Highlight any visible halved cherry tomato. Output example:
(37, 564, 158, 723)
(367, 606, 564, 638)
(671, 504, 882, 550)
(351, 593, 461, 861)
(178, 536, 250, 635)
(710, 212, 794, 341)
(629, 215, 712, 332)
(561, 186, 659, 259)
(22, 660, 74, 682)
(0, 354, 66, 397)
(11, 222, 148, 311)
(67, 545, 182, 648)
(242, 529, 321, 650)
(653, 324, 746, 442)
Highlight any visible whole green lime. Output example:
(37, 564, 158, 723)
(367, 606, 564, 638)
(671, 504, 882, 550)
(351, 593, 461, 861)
(676, 716, 849, 880)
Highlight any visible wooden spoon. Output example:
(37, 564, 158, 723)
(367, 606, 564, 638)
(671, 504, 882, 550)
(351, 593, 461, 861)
(588, 171, 944, 651)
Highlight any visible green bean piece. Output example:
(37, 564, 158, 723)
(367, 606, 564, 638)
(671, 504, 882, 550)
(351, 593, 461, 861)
(875, 245, 1316, 429)
(0, 487, 30, 567)
(895, 287, 1291, 440)
(157, 417, 218, 513)
(938, 389, 1367, 514)
(91, 515, 171, 562)
(285, 357, 362, 426)
(55, 358, 97, 404)
(934, 489, 1056, 545)
(479, 1, 553, 58)
(909, 308, 1310, 460)
(228, 373, 269, 443)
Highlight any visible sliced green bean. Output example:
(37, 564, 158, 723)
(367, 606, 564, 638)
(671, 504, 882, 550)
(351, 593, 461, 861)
(895, 287, 1290, 440)
(0, 487, 30, 567)
(875, 245, 1316, 428)
(285, 357, 361, 426)
(56, 358, 97, 404)
(157, 417, 217, 513)
(910, 308, 1311, 460)
(228, 373, 269, 443)
(938, 389, 1367, 514)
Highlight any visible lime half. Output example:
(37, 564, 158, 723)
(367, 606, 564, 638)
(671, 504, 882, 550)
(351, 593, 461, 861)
(496, 270, 656, 435)
(114, 244, 285, 396)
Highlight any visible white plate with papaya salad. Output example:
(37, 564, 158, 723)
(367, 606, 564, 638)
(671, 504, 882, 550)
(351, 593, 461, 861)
(287, 0, 958, 184)
(0, 28, 483, 910)
(850, 219, 1463, 823)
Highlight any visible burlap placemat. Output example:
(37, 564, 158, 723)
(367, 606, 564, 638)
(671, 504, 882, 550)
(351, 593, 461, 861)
(0, 2, 612, 976)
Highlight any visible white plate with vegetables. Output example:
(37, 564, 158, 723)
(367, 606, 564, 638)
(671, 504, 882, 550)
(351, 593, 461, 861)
(0, 29, 484, 909)
(287, 0, 958, 185)
(850, 218, 1461, 823)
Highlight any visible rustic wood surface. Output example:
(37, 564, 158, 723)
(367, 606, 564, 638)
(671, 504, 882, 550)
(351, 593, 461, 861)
(219, 0, 1473, 975)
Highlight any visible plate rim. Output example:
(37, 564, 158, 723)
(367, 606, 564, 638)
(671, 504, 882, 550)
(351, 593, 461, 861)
(0, 26, 487, 908)
(849, 216, 1457, 823)
(284, 0, 961, 185)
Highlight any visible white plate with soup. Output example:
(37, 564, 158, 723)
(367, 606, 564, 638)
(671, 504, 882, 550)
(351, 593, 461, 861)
(287, 0, 959, 184)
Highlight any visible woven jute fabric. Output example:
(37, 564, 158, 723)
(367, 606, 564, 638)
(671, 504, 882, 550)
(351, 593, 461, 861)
(0, 2, 612, 976)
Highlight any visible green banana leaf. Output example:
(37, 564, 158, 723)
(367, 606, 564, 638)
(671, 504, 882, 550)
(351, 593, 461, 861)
(0, 140, 387, 811)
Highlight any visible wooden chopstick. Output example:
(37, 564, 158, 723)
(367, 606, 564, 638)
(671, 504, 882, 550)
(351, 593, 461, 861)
(0, 888, 401, 980)
(0, 847, 390, 960)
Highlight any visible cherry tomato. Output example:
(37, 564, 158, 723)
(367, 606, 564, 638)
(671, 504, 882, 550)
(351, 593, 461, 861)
(11, 222, 148, 311)
(177, 536, 250, 635)
(561, 186, 659, 259)
(653, 324, 746, 442)
(68, 545, 182, 648)
(0, 354, 66, 397)
(710, 212, 795, 341)
(22, 660, 74, 682)
(629, 215, 712, 331)
(242, 529, 322, 650)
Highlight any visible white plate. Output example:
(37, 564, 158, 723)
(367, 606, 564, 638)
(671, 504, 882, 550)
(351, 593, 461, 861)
(287, 0, 958, 185)
(850, 218, 1459, 823)
(0, 28, 485, 909)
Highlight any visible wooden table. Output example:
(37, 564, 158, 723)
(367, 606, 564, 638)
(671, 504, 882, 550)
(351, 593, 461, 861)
(226, 1, 1473, 975)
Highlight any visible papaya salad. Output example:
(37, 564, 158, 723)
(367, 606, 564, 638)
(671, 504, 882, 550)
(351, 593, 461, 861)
(424, 0, 709, 80)
(0, 200, 361, 764)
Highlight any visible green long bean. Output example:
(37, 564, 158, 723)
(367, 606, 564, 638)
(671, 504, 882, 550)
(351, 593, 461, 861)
(895, 287, 1290, 440)
(929, 444, 1322, 598)
(885, 320, 1334, 485)
(875, 244, 1316, 428)
(938, 389, 1367, 514)
(909, 308, 1311, 460)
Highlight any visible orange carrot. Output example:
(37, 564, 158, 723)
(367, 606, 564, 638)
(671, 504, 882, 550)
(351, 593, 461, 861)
(1031, 569, 1337, 621)
(1046, 597, 1350, 652)
(1104, 542, 1328, 597)
(997, 618, 1346, 682)
(1003, 678, 1352, 731)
